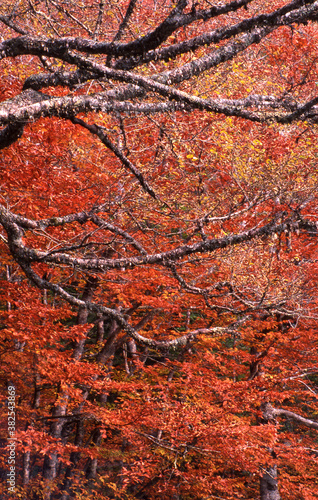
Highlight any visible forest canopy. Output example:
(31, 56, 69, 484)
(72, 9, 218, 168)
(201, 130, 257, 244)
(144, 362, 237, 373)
(0, 1, 318, 499)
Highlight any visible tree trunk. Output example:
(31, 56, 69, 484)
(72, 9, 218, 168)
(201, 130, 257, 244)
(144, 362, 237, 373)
(85, 429, 102, 480)
(42, 279, 98, 499)
(22, 449, 30, 486)
(259, 404, 281, 500)
(260, 464, 280, 500)
(60, 420, 84, 500)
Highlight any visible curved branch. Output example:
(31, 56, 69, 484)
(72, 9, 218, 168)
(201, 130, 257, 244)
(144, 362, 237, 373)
(159, 0, 318, 86)
(69, 116, 159, 200)
(0, 0, 254, 61)
(2, 205, 316, 272)
(261, 403, 318, 430)
(116, 0, 315, 70)
(0, 14, 28, 35)
(0, 122, 26, 149)
(1, 86, 318, 148)
(17, 260, 233, 349)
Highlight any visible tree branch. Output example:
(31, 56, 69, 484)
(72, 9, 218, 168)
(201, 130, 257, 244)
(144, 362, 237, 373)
(261, 403, 318, 430)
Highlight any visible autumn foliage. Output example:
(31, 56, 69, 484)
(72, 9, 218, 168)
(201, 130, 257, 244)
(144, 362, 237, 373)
(0, 1, 318, 499)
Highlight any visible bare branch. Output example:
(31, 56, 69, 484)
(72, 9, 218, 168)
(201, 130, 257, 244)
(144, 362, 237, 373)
(68, 116, 159, 200)
(261, 403, 318, 430)
(112, 0, 138, 42)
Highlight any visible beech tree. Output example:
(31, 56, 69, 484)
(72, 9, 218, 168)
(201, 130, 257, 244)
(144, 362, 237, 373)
(0, 1, 318, 499)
